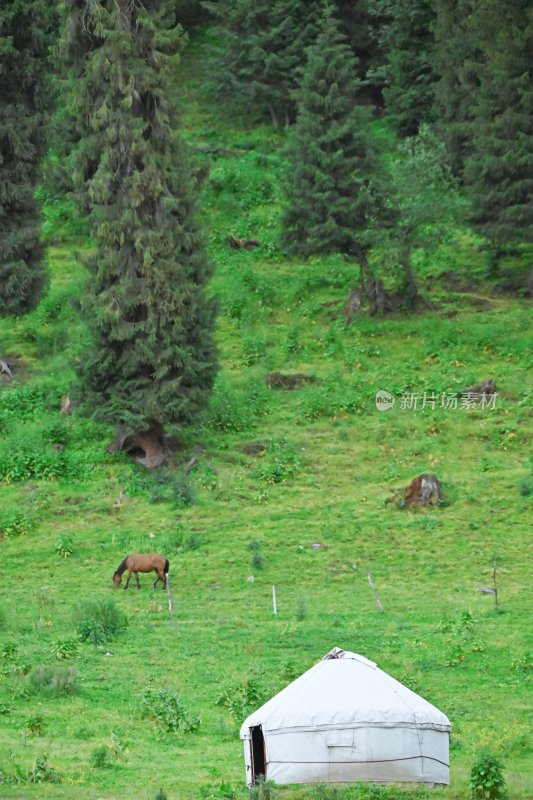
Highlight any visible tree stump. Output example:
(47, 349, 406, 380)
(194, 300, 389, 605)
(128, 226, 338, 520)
(107, 426, 167, 469)
(404, 473, 442, 507)
(226, 235, 261, 250)
(463, 378, 496, 397)
(265, 372, 315, 389)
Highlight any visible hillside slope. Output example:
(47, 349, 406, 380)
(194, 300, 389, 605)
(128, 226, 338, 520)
(0, 30, 531, 800)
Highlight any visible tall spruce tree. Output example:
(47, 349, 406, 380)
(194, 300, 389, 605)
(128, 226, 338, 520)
(205, 0, 322, 128)
(281, 6, 380, 267)
(369, 0, 436, 136)
(336, 0, 385, 103)
(0, 1, 56, 316)
(432, 0, 481, 176)
(462, 0, 533, 282)
(63, 0, 217, 438)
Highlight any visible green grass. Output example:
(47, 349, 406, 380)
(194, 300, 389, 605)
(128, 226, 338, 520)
(0, 27, 531, 800)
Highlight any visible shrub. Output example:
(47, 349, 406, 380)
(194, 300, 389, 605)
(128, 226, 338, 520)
(0, 509, 35, 538)
(51, 637, 80, 660)
(519, 472, 532, 497)
(26, 715, 46, 736)
(248, 539, 263, 570)
(90, 745, 113, 769)
(241, 335, 267, 366)
(0, 434, 66, 482)
(29, 664, 78, 695)
(201, 781, 236, 800)
(74, 598, 127, 645)
(469, 752, 507, 799)
(255, 438, 301, 484)
(216, 675, 265, 721)
(140, 687, 200, 734)
(0, 382, 59, 422)
(295, 596, 307, 621)
(55, 534, 74, 558)
(250, 777, 277, 800)
(124, 467, 197, 508)
(209, 377, 254, 432)
(27, 755, 61, 784)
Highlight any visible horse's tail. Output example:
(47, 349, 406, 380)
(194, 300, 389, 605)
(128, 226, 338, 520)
(115, 556, 129, 577)
(164, 558, 169, 575)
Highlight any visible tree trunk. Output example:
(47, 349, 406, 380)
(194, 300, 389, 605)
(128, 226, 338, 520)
(525, 265, 533, 296)
(268, 104, 279, 129)
(356, 246, 369, 292)
(399, 245, 420, 308)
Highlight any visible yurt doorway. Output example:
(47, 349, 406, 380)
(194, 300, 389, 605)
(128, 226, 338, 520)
(250, 725, 266, 783)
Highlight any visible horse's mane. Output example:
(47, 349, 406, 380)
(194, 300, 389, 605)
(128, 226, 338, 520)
(114, 556, 128, 577)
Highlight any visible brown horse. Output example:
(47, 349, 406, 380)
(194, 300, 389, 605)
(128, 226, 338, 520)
(113, 553, 169, 590)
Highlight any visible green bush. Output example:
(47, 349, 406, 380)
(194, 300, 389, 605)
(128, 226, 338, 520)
(50, 636, 80, 660)
(55, 534, 74, 558)
(140, 686, 200, 733)
(249, 777, 277, 800)
(26, 715, 46, 736)
(29, 664, 78, 695)
(27, 754, 61, 784)
(0, 382, 62, 422)
(469, 752, 507, 799)
(0, 509, 35, 538)
(519, 472, 533, 497)
(124, 467, 197, 507)
(209, 374, 271, 433)
(74, 598, 127, 645)
(0, 433, 66, 482)
(248, 538, 263, 570)
(255, 438, 301, 484)
(90, 745, 113, 769)
(216, 675, 265, 722)
(241, 335, 267, 366)
(201, 781, 237, 800)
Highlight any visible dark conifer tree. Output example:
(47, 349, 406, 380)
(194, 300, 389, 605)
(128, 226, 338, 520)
(281, 7, 380, 267)
(63, 0, 217, 437)
(369, 0, 436, 136)
(205, 0, 322, 127)
(0, 1, 56, 316)
(433, 0, 480, 176)
(463, 0, 533, 279)
(336, 0, 385, 102)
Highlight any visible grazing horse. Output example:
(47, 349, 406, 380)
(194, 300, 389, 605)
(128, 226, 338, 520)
(113, 553, 169, 590)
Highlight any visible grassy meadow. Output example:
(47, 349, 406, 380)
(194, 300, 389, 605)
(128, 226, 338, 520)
(0, 30, 532, 800)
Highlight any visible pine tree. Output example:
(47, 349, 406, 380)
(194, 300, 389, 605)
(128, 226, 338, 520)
(205, 0, 322, 128)
(281, 7, 380, 264)
(463, 1, 533, 269)
(336, 0, 384, 102)
(63, 0, 217, 437)
(433, 0, 481, 176)
(369, 0, 436, 136)
(0, 1, 56, 316)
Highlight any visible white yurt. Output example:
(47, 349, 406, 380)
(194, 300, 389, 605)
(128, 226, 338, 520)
(240, 648, 451, 787)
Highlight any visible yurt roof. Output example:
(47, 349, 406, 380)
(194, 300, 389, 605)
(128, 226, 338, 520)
(240, 648, 451, 735)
